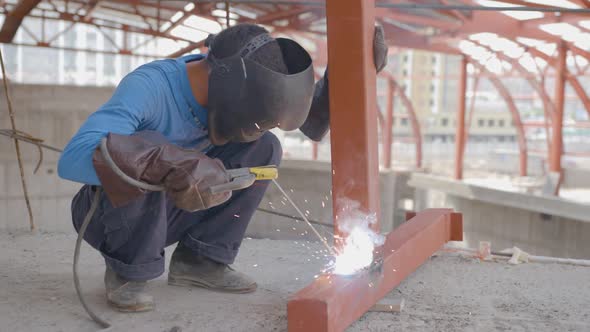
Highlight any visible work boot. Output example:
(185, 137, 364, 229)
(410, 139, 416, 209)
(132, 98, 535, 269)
(104, 266, 154, 312)
(168, 245, 257, 294)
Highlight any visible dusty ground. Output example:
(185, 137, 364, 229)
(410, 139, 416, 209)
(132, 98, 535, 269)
(1, 231, 589, 332)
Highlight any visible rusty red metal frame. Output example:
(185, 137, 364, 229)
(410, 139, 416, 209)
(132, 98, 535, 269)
(378, 71, 423, 169)
(287, 1, 462, 330)
(288, 209, 463, 331)
(455, 56, 468, 180)
(324, 0, 379, 239)
(466, 59, 529, 177)
(392, 78, 423, 169)
(550, 42, 567, 178)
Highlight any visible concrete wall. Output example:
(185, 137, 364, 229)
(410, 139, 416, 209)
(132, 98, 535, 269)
(562, 167, 590, 189)
(0, 83, 114, 231)
(410, 173, 590, 259)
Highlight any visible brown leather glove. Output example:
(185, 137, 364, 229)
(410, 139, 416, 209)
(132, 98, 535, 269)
(92, 131, 231, 211)
(300, 24, 389, 141)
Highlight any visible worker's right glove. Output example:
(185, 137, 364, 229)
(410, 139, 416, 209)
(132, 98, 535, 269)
(92, 131, 231, 211)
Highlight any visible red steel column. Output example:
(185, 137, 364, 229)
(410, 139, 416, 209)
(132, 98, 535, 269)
(326, 0, 379, 237)
(454, 56, 468, 180)
(383, 79, 394, 169)
(550, 42, 566, 176)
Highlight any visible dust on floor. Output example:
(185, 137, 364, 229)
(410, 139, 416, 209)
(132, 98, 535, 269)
(0, 232, 589, 332)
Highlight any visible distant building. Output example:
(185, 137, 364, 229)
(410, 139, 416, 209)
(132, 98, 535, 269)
(0, 20, 158, 87)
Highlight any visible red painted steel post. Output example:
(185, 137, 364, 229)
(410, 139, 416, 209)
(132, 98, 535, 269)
(325, 0, 379, 238)
(288, 209, 463, 332)
(383, 79, 394, 169)
(454, 56, 468, 180)
(550, 42, 566, 179)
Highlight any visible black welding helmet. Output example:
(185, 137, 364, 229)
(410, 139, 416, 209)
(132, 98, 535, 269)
(205, 32, 314, 145)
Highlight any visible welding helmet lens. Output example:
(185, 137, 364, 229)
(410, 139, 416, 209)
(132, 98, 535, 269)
(206, 33, 314, 145)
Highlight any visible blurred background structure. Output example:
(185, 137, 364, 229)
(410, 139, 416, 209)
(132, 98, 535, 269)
(1, 1, 590, 174)
(1, 0, 590, 256)
(1, 1, 590, 331)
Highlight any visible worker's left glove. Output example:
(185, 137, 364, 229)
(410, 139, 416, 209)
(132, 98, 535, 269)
(92, 131, 231, 211)
(300, 24, 388, 141)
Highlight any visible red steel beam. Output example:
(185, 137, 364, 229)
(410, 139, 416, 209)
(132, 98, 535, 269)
(393, 79, 423, 169)
(0, 0, 42, 42)
(455, 56, 468, 180)
(380, 23, 461, 55)
(485, 71, 529, 176)
(167, 7, 312, 57)
(550, 42, 567, 178)
(466, 58, 528, 176)
(288, 209, 463, 332)
(325, 0, 379, 237)
(567, 75, 590, 119)
(379, 71, 423, 169)
(383, 79, 394, 169)
(466, 40, 545, 162)
(376, 8, 461, 30)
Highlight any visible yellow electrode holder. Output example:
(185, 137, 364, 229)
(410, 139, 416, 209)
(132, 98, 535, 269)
(249, 165, 278, 180)
(210, 165, 278, 194)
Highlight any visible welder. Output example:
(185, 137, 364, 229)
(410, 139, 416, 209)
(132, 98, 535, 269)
(58, 23, 388, 313)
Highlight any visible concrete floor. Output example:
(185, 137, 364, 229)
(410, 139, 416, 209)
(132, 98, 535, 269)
(1, 232, 589, 332)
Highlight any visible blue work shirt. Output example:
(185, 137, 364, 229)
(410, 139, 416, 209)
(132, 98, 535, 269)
(58, 54, 211, 185)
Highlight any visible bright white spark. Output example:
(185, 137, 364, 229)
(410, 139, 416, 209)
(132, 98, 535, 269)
(331, 199, 385, 276)
(332, 226, 379, 276)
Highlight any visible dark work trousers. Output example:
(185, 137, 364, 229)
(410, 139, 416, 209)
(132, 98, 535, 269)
(70, 132, 282, 281)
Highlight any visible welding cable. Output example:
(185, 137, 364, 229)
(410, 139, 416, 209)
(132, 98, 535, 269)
(99, 137, 166, 192)
(73, 187, 110, 329)
(74, 138, 166, 328)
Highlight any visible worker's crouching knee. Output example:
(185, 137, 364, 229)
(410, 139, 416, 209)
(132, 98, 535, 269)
(258, 131, 282, 167)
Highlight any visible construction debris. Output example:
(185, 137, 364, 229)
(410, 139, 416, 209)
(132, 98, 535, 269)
(370, 297, 405, 313)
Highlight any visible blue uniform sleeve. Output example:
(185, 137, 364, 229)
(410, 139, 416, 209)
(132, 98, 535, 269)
(58, 69, 161, 185)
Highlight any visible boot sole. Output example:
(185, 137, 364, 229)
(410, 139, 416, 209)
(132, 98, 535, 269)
(168, 275, 257, 294)
(107, 299, 154, 313)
